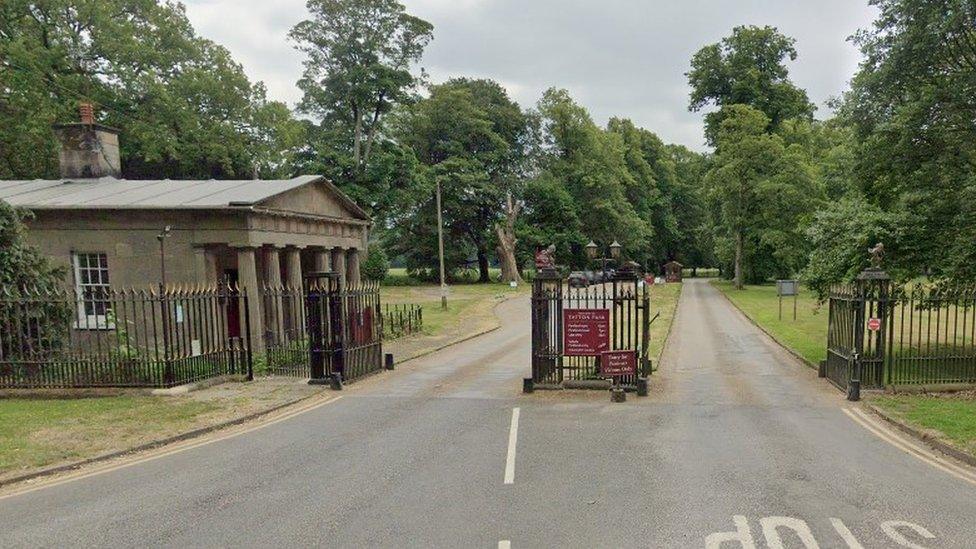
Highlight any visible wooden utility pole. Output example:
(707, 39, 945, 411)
(436, 180, 448, 310)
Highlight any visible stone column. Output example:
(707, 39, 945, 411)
(284, 246, 305, 335)
(331, 247, 347, 288)
(236, 246, 264, 354)
(313, 247, 331, 274)
(346, 248, 361, 286)
(192, 246, 217, 286)
(264, 246, 284, 344)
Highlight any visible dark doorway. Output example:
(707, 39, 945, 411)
(224, 269, 241, 338)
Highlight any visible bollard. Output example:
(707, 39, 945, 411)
(636, 377, 649, 397)
(330, 372, 344, 391)
(523, 378, 535, 394)
(385, 353, 395, 370)
(611, 387, 626, 403)
(847, 379, 860, 402)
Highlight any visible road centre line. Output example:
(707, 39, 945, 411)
(504, 407, 520, 485)
(843, 407, 976, 488)
(0, 395, 344, 501)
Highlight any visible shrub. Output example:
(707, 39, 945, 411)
(362, 244, 391, 281)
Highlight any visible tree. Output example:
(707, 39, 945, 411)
(688, 25, 815, 145)
(0, 200, 64, 290)
(704, 105, 819, 288)
(532, 89, 651, 267)
(0, 1, 302, 180)
(839, 0, 976, 282)
(290, 0, 433, 174)
(803, 197, 902, 300)
(607, 118, 684, 271)
(0, 200, 72, 357)
(667, 144, 713, 271)
(390, 79, 527, 282)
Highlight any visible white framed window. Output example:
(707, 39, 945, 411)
(72, 252, 113, 329)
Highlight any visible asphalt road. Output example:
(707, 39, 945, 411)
(2, 279, 976, 548)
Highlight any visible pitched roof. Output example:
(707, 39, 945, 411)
(0, 175, 369, 220)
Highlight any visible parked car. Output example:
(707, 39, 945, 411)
(567, 271, 589, 288)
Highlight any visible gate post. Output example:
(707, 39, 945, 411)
(852, 265, 892, 399)
(850, 256, 892, 399)
(528, 269, 562, 392)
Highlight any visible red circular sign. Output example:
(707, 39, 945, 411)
(867, 318, 882, 332)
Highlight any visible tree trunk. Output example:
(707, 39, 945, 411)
(495, 192, 523, 284)
(352, 104, 362, 169)
(734, 230, 744, 290)
(362, 92, 386, 167)
(477, 247, 490, 283)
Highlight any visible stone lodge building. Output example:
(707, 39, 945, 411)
(0, 110, 371, 352)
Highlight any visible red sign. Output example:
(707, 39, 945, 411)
(867, 318, 882, 332)
(563, 309, 610, 356)
(601, 350, 637, 376)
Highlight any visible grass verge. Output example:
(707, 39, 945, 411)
(712, 279, 828, 366)
(871, 393, 976, 458)
(0, 397, 218, 477)
(382, 282, 526, 337)
(648, 282, 682, 363)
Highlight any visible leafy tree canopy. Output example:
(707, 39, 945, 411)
(0, 0, 303, 180)
(688, 25, 815, 145)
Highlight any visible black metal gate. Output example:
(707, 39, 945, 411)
(824, 270, 891, 399)
(304, 274, 383, 384)
(527, 273, 651, 392)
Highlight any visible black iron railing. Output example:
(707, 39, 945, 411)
(381, 303, 423, 339)
(530, 276, 651, 390)
(260, 281, 386, 383)
(0, 285, 252, 389)
(826, 280, 976, 389)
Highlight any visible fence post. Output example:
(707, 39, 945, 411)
(529, 269, 562, 391)
(854, 266, 892, 397)
(159, 283, 175, 387)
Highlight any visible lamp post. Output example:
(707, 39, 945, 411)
(157, 225, 172, 289)
(156, 225, 173, 384)
(585, 239, 622, 281)
(435, 180, 448, 310)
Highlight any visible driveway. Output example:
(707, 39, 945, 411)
(1, 279, 974, 547)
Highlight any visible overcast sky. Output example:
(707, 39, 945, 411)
(182, 0, 878, 151)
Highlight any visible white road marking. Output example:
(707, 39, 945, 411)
(708, 517, 936, 548)
(705, 515, 756, 549)
(504, 407, 520, 485)
(843, 407, 976, 487)
(0, 395, 344, 501)
(498, 541, 511, 549)
(881, 520, 936, 549)
(760, 516, 820, 549)
(830, 517, 865, 549)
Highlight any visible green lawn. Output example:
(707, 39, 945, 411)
(0, 397, 219, 477)
(648, 282, 682, 363)
(712, 279, 828, 366)
(381, 282, 526, 337)
(872, 394, 976, 457)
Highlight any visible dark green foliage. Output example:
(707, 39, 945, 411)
(688, 25, 815, 145)
(839, 0, 976, 284)
(0, 0, 303, 180)
(803, 197, 903, 300)
(361, 244, 391, 281)
(0, 201, 64, 290)
(0, 200, 72, 354)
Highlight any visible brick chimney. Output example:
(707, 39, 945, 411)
(53, 102, 122, 179)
